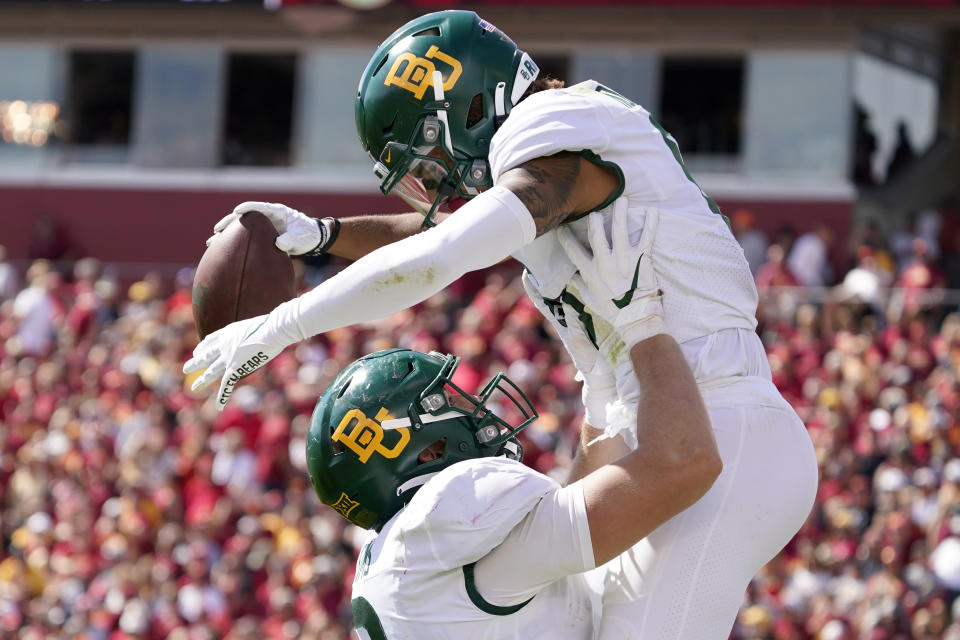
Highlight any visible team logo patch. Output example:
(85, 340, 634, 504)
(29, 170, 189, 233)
(384, 45, 463, 100)
(331, 492, 361, 518)
(356, 541, 373, 580)
(332, 407, 411, 463)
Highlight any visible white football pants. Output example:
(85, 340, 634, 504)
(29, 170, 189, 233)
(593, 377, 818, 640)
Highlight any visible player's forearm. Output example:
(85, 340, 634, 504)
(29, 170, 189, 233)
(269, 187, 536, 344)
(327, 213, 428, 261)
(627, 336, 718, 476)
(566, 421, 628, 485)
(582, 334, 721, 565)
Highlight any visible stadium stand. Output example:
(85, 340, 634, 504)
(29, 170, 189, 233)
(2, 223, 960, 638)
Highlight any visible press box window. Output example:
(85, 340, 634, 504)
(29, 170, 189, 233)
(221, 53, 296, 167)
(63, 51, 135, 149)
(659, 57, 744, 159)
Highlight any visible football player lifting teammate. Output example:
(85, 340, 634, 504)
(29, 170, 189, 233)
(186, 10, 818, 639)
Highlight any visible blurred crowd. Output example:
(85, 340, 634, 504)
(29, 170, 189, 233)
(1, 203, 960, 640)
(733, 200, 960, 308)
(0, 253, 581, 640)
(739, 287, 960, 639)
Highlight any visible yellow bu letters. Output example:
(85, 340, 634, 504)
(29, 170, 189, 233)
(332, 407, 411, 464)
(384, 45, 463, 100)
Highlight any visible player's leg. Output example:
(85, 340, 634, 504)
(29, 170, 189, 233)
(595, 397, 818, 640)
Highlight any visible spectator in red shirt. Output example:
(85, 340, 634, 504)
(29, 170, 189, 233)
(756, 244, 801, 290)
(897, 238, 947, 310)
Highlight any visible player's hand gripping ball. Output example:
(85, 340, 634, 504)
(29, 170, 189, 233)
(189, 210, 297, 409)
(208, 201, 323, 256)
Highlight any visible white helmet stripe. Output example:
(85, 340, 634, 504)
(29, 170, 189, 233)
(432, 70, 455, 154)
(381, 410, 462, 431)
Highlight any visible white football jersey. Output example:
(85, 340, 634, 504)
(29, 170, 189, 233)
(490, 80, 759, 359)
(351, 457, 597, 640)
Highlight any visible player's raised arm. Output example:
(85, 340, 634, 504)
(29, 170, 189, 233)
(468, 333, 719, 600)
(560, 206, 723, 564)
(207, 201, 431, 262)
(583, 334, 721, 565)
(557, 204, 721, 563)
(186, 151, 619, 411)
(494, 203, 721, 573)
(184, 184, 540, 410)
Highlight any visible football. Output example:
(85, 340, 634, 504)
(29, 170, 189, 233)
(192, 211, 297, 339)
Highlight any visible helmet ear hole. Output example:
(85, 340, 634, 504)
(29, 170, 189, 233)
(417, 437, 447, 464)
(381, 113, 398, 137)
(466, 94, 484, 129)
(400, 360, 417, 383)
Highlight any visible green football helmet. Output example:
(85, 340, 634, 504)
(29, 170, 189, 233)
(307, 349, 537, 531)
(355, 10, 539, 227)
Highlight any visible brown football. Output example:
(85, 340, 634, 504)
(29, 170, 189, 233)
(192, 212, 296, 339)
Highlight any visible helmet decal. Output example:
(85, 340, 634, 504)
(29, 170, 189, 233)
(476, 18, 497, 33)
(331, 407, 411, 464)
(383, 46, 463, 101)
(512, 52, 540, 104)
(331, 492, 361, 519)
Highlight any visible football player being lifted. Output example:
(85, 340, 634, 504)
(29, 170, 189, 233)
(186, 10, 818, 639)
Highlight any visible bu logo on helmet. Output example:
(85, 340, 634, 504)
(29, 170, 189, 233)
(384, 45, 463, 100)
(332, 407, 411, 464)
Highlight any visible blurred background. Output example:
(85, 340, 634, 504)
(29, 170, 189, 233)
(1, 0, 959, 639)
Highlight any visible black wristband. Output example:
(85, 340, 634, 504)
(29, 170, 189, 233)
(300, 217, 341, 257)
(326, 216, 341, 249)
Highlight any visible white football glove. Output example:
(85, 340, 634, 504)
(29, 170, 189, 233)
(557, 200, 665, 350)
(522, 270, 617, 427)
(183, 312, 293, 411)
(207, 201, 325, 256)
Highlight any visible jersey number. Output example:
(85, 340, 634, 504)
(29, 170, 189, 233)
(353, 597, 388, 640)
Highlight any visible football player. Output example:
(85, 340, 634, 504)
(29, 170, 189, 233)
(305, 346, 717, 640)
(186, 10, 818, 638)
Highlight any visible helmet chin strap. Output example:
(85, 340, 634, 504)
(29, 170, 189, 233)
(393, 440, 523, 498)
(500, 439, 523, 461)
(396, 471, 441, 497)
